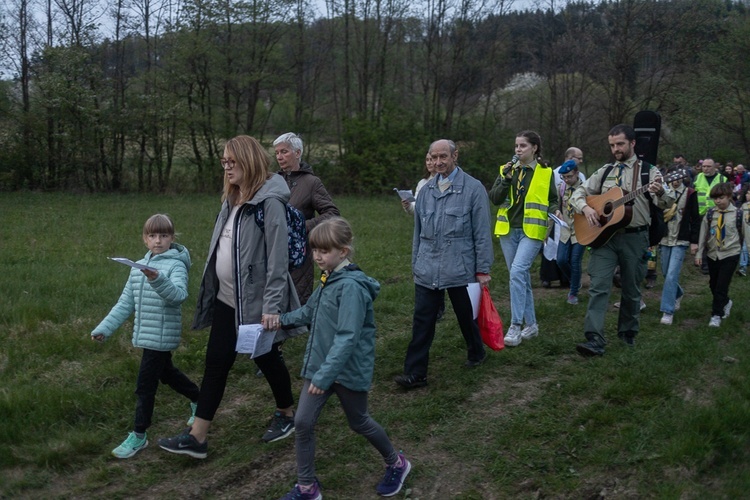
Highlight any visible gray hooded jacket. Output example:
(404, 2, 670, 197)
(193, 175, 304, 342)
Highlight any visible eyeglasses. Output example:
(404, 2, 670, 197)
(573, 156, 583, 161)
(561, 172, 579, 180)
(220, 158, 236, 169)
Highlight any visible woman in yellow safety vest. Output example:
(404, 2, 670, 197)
(488, 130, 559, 348)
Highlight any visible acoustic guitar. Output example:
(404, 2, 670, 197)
(572, 168, 688, 248)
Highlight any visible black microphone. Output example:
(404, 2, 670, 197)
(503, 155, 520, 176)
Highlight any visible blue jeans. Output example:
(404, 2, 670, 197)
(556, 239, 585, 297)
(658, 244, 687, 315)
(499, 228, 543, 326)
(740, 241, 748, 268)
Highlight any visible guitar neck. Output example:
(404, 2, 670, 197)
(614, 185, 650, 208)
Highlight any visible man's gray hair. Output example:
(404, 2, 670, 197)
(273, 132, 304, 155)
(430, 139, 457, 154)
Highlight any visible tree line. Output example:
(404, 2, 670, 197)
(0, 0, 748, 194)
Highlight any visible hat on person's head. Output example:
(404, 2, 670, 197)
(559, 159, 577, 174)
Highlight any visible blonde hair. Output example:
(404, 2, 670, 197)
(143, 214, 175, 236)
(222, 135, 273, 206)
(309, 217, 354, 257)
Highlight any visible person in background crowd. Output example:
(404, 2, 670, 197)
(734, 164, 749, 187)
(693, 158, 725, 274)
(695, 183, 744, 327)
(553, 147, 586, 187)
(274, 132, 340, 305)
(543, 147, 585, 288)
(402, 150, 446, 321)
(738, 186, 750, 277)
(658, 167, 700, 325)
(554, 160, 586, 305)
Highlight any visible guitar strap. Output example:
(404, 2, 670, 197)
(598, 161, 640, 205)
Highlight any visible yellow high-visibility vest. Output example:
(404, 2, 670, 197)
(693, 173, 723, 216)
(495, 166, 552, 240)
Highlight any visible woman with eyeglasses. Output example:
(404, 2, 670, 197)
(159, 135, 304, 458)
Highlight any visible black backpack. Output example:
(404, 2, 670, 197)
(705, 207, 745, 247)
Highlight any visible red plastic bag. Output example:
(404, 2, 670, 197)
(478, 286, 504, 351)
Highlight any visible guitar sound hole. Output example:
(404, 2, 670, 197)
(602, 202, 613, 217)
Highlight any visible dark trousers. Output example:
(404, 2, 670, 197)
(134, 349, 200, 433)
(404, 284, 485, 378)
(707, 255, 739, 317)
(195, 299, 294, 421)
(295, 380, 397, 484)
(584, 231, 648, 345)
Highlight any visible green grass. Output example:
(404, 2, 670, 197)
(1, 192, 750, 498)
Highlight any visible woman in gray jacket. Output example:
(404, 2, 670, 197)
(159, 136, 303, 458)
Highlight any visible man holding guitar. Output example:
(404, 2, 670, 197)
(571, 124, 675, 356)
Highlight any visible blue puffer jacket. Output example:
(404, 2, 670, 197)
(92, 243, 191, 351)
(280, 263, 380, 392)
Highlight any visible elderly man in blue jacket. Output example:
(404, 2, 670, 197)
(395, 139, 494, 389)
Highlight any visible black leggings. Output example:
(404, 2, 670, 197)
(195, 299, 294, 421)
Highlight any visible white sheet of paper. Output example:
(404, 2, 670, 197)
(543, 227, 560, 260)
(467, 282, 482, 319)
(548, 213, 569, 228)
(108, 257, 157, 272)
(393, 188, 416, 203)
(236, 323, 275, 358)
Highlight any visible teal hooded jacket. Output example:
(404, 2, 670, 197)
(92, 243, 191, 351)
(281, 264, 380, 392)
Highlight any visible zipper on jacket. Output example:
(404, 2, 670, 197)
(233, 205, 245, 328)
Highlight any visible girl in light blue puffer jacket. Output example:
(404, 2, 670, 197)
(92, 214, 199, 459)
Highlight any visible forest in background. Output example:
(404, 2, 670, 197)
(1, 0, 749, 194)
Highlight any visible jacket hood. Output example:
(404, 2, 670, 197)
(326, 264, 380, 301)
(147, 242, 191, 270)
(247, 174, 291, 206)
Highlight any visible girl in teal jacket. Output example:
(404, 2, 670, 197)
(92, 214, 199, 459)
(278, 218, 411, 500)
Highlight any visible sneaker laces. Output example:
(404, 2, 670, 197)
(381, 461, 403, 487)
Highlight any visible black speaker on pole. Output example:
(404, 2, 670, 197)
(633, 110, 661, 166)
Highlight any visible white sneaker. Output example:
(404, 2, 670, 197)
(521, 323, 539, 340)
(660, 313, 673, 325)
(504, 324, 523, 347)
(675, 295, 682, 311)
(708, 316, 721, 328)
(613, 300, 646, 311)
(723, 299, 733, 319)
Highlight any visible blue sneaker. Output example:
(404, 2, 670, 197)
(279, 480, 322, 500)
(158, 429, 207, 459)
(187, 402, 198, 426)
(112, 431, 148, 459)
(376, 453, 411, 497)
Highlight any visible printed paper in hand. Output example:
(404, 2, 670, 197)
(548, 213, 569, 228)
(108, 257, 157, 272)
(236, 324, 275, 358)
(466, 282, 482, 319)
(393, 188, 416, 203)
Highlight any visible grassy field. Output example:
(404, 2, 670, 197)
(1, 192, 750, 499)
